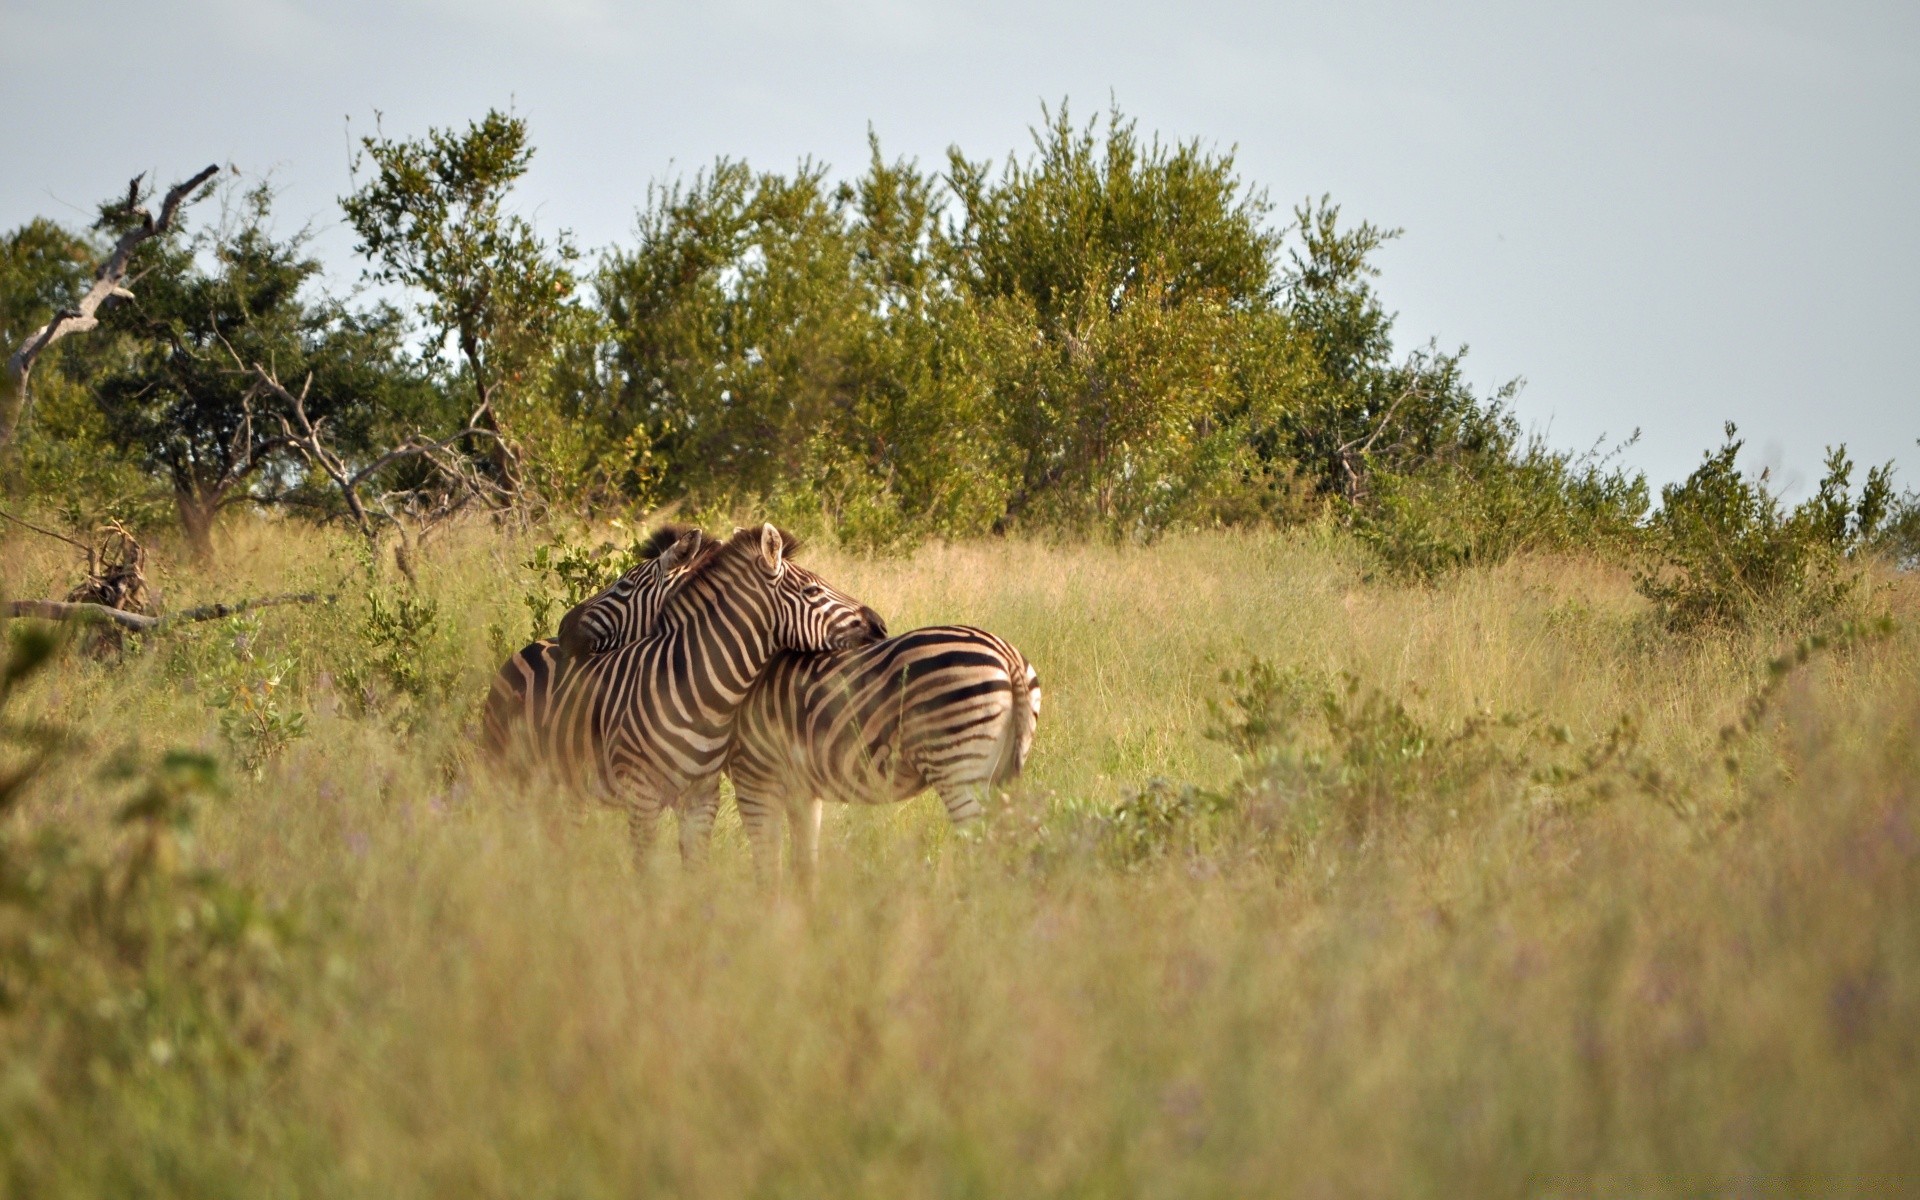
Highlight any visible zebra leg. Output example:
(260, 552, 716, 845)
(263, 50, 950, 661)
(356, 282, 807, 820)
(786, 797, 823, 895)
(735, 788, 783, 887)
(626, 803, 662, 869)
(676, 778, 722, 868)
(938, 781, 990, 826)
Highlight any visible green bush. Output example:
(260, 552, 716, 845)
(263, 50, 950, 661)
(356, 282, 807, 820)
(517, 526, 659, 638)
(1106, 660, 1536, 864)
(1354, 436, 1648, 579)
(198, 616, 307, 777)
(1637, 427, 1891, 632)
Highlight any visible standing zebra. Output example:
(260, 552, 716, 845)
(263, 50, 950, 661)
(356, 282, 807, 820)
(542, 556, 1041, 886)
(726, 627, 1041, 888)
(482, 524, 886, 863)
(482, 523, 709, 762)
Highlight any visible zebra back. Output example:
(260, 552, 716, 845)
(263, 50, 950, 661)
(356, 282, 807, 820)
(727, 625, 1041, 823)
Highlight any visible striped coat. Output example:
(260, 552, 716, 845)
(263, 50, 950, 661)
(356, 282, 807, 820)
(481, 524, 886, 863)
(727, 626, 1041, 886)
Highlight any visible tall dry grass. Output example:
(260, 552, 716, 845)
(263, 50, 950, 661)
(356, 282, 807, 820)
(3, 516, 1916, 1196)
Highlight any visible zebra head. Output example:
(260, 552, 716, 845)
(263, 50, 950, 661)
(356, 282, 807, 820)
(752, 524, 888, 652)
(556, 524, 710, 661)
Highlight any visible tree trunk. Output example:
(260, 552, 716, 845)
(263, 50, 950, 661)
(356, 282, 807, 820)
(460, 336, 520, 498)
(175, 489, 219, 564)
(0, 372, 23, 454)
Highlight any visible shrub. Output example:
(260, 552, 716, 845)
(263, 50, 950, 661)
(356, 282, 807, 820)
(1354, 432, 1649, 580)
(1106, 660, 1536, 865)
(520, 530, 650, 640)
(337, 585, 461, 727)
(1638, 427, 1891, 632)
(198, 616, 307, 777)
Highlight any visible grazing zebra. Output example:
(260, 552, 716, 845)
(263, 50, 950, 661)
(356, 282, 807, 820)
(482, 524, 886, 863)
(726, 627, 1040, 888)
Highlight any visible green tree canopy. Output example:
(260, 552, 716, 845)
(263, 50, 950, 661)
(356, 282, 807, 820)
(94, 186, 435, 559)
(342, 109, 586, 495)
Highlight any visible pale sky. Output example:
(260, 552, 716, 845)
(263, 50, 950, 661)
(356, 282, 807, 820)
(4, 0, 1915, 495)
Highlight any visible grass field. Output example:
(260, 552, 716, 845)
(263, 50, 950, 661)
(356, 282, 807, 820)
(4, 518, 1918, 1196)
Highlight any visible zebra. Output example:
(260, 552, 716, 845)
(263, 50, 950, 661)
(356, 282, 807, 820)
(482, 523, 887, 863)
(482, 523, 710, 763)
(526, 547, 1041, 886)
(726, 627, 1041, 888)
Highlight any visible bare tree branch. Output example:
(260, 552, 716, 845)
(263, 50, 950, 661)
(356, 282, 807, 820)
(0, 508, 93, 554)
(1334, 382, 1422, 504)
(250, 362, 508, 536)
(4, 592, 331, 632)
(1, 164, 221, 452)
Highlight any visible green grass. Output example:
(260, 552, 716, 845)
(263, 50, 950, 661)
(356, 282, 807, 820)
(4, 518, 1917, 1196)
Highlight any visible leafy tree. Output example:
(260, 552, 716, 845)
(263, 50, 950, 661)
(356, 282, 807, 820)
(941, 104, 1292, 532)
(0, 220, 158, 521)
(341, 109, 586, 497)
(93, 185, 433, 560)
(0, 220, 95, 350)
(943, 103, 1280, 327)
(1272, 199, 1512, 502)
(601, 160, 866, 501)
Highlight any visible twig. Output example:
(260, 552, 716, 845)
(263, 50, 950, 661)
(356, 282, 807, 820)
(0, 508, 92, 554)
(1334, 383, 1421, 503)
(247, 360, 510, 552)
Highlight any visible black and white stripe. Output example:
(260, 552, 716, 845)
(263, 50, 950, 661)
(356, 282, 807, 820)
(482, 525, 708, 762)
(482, 524, 886, 862)
(727, 627, 1041, 886)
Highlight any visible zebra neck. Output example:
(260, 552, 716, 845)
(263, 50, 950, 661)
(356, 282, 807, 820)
(656, 556, 778, 703)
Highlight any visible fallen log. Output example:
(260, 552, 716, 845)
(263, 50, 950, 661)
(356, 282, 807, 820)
(4, 592, 332, 632)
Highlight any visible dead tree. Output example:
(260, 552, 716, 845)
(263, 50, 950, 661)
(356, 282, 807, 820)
(1333, 383, 1421, 506)
(247, 363, 512, 580)
(0, 164, 221, 453)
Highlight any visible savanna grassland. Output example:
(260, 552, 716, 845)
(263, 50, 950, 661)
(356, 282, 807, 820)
(3, 517, 1917, 1197)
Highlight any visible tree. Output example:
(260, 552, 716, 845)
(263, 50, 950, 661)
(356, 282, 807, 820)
(341, 109, 585, 498)
(2, 167, 218, 455)
(93, 185, 432, 561)
(941, 105, 1287, 531)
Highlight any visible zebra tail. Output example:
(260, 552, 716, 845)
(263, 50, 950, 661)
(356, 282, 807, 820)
(989, 657, 1040, 788)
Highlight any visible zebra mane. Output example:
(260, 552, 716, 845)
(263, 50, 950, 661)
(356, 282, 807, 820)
(673, 524, 806, 582)
(635, 522, 702, 563)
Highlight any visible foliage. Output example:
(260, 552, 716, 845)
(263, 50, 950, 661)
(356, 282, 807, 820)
(594, 105, 1590, 545)
(1871, 483, 1920, 568)
(91, 183, 437, 559)
(1637, 426, 1892, 632)
(5, 103, 1907, 585)
(1107, 660, 1540, 864)
(0, 622, 320, 1192)
(343, 108, 591, 498)
(198, 616, 307, 777)
(339, 586, 459, 725)
(0, 221, 161, 525)
(520, 526, 650, 640)
(1355, 433, 1649, 579)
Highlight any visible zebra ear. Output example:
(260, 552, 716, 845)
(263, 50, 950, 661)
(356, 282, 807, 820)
(757, 522, 786, 578)
(659, 528, 704, 571)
